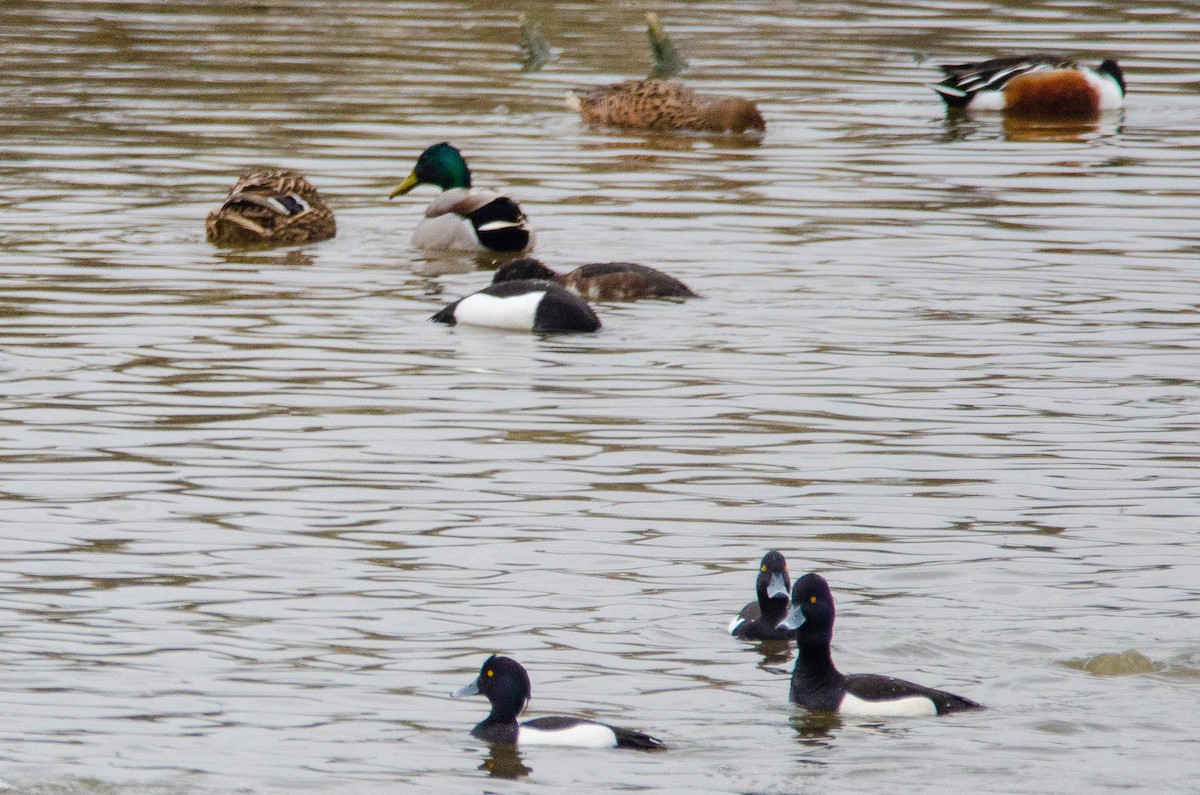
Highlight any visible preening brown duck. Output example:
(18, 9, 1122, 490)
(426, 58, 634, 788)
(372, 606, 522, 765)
(205, 170, 336, 248)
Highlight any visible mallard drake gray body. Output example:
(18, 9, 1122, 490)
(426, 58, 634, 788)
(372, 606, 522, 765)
(205, 170, 335, 248)
(389, 142, 535, 255)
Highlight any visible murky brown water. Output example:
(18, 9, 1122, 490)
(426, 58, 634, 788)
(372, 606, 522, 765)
(2, 1, 1200, 792)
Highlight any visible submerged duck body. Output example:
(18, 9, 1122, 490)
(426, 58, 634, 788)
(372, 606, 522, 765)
(780, 573, 983, 717)
(431, 279, 601, 334)
(452, 655, 665, 750)
(493, 258, 696, 302)
(205, 169, 336, 248)
(931, 55, 1125, 118)
(729, 550, 792, 641)
(390, 142, 535, 255)
(567, 80, 764, 134)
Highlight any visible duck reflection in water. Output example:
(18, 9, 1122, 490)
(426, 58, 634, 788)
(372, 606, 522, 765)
(940, 112, 1121, 144)
(1001, 114, 1120, 142)
(755, 640, 793, 667)
(479, 744, 531, 779)
(789, 710, 912, 746)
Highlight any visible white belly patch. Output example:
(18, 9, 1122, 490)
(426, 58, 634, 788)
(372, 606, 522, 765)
(839, 692, 937, 717)
(453, 290, 544, 330)
(518, 723, 618, 747)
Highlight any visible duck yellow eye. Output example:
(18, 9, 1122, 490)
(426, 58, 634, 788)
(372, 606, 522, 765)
(486, 669, 494, 677)
(809, 595, 817, 604)
(761, 565, 767, 571)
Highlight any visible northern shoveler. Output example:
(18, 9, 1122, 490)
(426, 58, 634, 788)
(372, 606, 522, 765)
(931, 55, 1125, 118)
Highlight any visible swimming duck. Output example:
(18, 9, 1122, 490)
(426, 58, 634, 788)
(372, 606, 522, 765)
(729, 550, 792, 641)
(780, 573, 983, 716)
(389, 142, 536, 255)
(492, 258, 696, 302)
(205, 170, 336, 248)
(431, 279, 600, 333)
(452, 655, 666, 749)
(931, 55, 1125, 118)
(567, 80, 764, 134)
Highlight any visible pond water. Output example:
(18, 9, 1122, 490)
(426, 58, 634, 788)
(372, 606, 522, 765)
(1, 1, 1199, 792)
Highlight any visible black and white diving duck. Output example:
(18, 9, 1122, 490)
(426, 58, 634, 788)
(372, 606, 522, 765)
(431, 279, 600, 334)
(729, 550, 792, 641)
(452, 655, 666, 749)
(779, 573, 984, 717)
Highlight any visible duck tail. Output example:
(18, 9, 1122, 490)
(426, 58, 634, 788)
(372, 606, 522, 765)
(646, 12, 688, 79)
(928, 82, 972, 108)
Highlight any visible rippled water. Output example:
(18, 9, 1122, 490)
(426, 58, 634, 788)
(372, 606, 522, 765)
(2, 1, 1200, 792)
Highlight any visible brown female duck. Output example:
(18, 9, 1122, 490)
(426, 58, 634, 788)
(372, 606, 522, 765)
(206, 170, 335, 248)
(492, 257, 696, 302)
(567, 79, 764, 134)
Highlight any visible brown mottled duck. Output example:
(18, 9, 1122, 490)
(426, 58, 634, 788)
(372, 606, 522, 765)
(205, 170, 335, 248)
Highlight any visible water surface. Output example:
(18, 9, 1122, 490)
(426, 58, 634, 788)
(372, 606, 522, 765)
(1, 1, 1200, 792)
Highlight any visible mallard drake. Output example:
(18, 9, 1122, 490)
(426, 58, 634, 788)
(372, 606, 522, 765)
(431, 279, 600, 334)
(931, 55, 1125, 118)
(389, 142, 535, 255)
(567, 79, 764, 134)
(205, 170, 335, 248)
(493, 257, 696, 302)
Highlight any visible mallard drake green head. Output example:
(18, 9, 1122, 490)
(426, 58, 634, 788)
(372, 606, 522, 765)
(206, 169, 335, 249)
(388, 143, 535, 255)
(389, 142, 472, 196)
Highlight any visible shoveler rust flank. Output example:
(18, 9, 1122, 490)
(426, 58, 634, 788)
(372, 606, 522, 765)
(206, 170, 336, 248)
(931, 55, 1125, 119)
